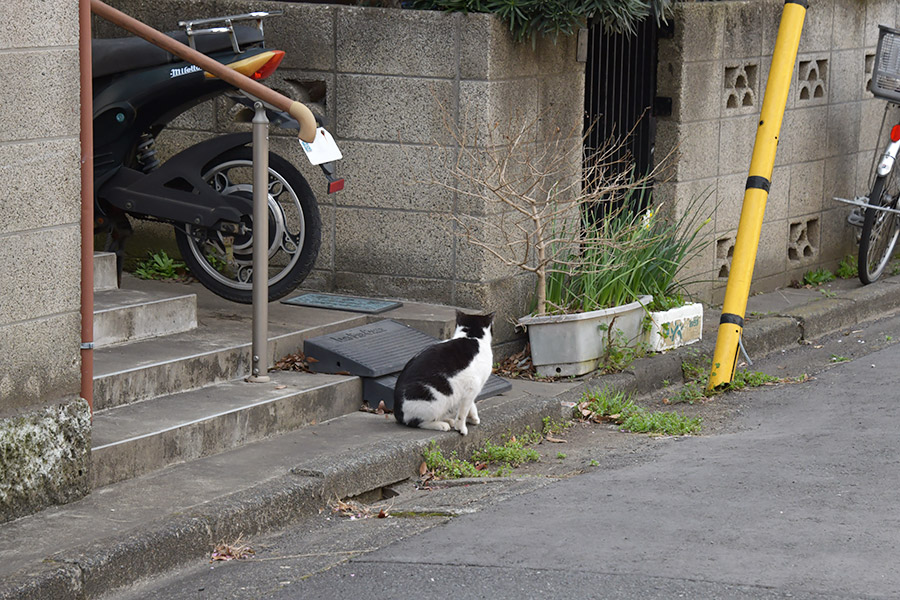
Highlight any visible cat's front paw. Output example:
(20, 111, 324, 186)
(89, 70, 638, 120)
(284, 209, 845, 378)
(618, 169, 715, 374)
(457, 423, 468, 436)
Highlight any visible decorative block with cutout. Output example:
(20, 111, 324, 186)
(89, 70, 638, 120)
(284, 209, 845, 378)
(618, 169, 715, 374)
(798, 59, 827, 102)
(788, 218, 819, 262)
(724, 63, 758, 110)
(716, 236, 735, 279)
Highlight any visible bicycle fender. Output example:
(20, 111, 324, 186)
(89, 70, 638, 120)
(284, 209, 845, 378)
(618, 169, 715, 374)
(877, 138, 900, 177)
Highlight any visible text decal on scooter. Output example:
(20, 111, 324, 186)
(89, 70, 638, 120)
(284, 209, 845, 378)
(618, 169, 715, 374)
(170, 65, 203, 78)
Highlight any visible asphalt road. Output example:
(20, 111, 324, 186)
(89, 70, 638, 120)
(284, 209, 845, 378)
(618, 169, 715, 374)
(111, 318, 900, 600)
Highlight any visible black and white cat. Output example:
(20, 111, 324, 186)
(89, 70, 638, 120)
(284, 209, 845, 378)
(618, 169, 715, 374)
(393, 311, 494, 436)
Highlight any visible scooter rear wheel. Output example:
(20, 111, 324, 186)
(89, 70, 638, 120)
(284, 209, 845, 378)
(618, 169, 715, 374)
(174, 147, 321, 303)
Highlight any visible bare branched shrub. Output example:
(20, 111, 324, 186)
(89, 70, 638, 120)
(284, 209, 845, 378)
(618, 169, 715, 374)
(424, 108, 663, 316)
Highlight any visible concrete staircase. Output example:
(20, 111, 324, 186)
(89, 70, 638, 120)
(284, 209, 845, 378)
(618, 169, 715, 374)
(89, 253, 458, 489)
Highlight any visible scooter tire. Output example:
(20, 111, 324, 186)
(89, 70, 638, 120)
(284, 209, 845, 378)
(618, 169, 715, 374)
(174, 146, 321, 304)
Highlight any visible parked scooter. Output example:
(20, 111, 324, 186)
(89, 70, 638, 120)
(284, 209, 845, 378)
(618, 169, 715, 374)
(92, 11, 342, 303)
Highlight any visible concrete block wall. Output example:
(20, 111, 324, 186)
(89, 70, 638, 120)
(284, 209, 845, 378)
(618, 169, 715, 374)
(0, 2, 92, 521)
(98, 1, 585, 354)
(656, 0, 900, 303)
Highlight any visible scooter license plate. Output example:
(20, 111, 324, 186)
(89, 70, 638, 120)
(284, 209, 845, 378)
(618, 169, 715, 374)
(300, 128, 343, 165)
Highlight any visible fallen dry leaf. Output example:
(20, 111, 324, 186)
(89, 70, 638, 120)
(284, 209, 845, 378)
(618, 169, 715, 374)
(419, 461, 428, 476)
(328, 497, 392, 520)
(360, 401, 392, 415)
(274, 385, 287, 390)
(273, 351, 314, 373)
(210, 535, 254, 562)
(545, 435, 567, 443)
(493, 344, 557, 381)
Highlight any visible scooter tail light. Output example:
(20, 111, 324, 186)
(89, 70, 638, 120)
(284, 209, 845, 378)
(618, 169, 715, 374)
(891, 124, 900, 143)
(213, 51, 285, 80)
(251, 50, 285, 81)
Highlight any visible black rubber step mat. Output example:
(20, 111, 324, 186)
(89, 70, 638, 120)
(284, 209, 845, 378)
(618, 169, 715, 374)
(363, 373, 512, 411)
(303, 319, 438, 377)
(282, 292, 402, 314)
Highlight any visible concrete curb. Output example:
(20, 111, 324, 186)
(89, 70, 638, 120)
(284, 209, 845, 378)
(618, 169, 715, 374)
(0, 395, 560, 600)
(5, 279, 900, 599)
(546, 277, 900, 404)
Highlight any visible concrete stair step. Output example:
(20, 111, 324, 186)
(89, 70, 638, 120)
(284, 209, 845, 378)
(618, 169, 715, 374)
(91, 370, 361, 489)
(92, 277, 459, 413)
(86, 274, 467, 494)
(93, 251, 118, 291)
(91, 314, 369, 412)
(93, 288, 198, 347)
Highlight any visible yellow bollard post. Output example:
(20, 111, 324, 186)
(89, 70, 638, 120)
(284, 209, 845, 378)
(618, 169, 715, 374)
(708, 0, 807, 389)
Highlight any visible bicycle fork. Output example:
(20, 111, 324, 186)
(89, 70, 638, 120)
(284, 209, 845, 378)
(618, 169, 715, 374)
(846, 122, 900, 228)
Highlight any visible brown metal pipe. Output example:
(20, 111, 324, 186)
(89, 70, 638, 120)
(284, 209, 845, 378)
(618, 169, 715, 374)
(89, 0, 318, 142)
(79, 0, 94, 414)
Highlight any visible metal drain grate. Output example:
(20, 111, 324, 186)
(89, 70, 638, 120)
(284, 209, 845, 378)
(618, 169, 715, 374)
(282, 292, 402, 314)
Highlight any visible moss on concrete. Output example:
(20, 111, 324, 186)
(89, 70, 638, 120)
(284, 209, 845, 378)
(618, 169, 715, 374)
(0, 398, 91, 523)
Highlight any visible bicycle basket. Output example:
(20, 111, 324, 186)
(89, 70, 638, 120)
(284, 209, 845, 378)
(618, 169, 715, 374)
(871, 24, 900, 103)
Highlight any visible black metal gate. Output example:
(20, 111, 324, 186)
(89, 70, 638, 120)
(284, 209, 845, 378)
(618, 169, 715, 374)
(584, 17, 665, 208)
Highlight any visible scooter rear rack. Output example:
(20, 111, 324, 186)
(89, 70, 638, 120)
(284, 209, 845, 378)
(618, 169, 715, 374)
(178, 11, 283, 53)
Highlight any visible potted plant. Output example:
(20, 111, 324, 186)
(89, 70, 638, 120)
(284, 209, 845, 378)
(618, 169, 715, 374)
(441, 113, 707, 376)
(635, 199, 709, 353)
(517, 196, 655, 377)
(519, 187, 709, 375)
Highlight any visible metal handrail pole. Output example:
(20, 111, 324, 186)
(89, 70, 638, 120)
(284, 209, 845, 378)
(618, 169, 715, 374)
(248, 102, 270, 383)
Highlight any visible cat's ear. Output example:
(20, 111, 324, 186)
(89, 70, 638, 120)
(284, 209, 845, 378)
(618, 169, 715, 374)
(484, 312, 495, 322)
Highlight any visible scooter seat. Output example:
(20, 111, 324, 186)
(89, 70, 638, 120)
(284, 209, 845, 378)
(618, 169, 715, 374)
(92, 26, 264, 78)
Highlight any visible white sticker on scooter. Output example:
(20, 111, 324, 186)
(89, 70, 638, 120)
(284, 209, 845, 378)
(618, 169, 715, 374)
(300, 128, 343, 165)
(170, 65, 203, 78)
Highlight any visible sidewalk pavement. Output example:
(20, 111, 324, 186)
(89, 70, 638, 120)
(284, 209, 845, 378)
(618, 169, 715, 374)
(3, 275, 900, 600)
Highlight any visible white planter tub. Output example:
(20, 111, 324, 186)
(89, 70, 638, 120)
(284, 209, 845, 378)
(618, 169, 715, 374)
(644, 302, 703, 352)
(519, 295, 652, 377)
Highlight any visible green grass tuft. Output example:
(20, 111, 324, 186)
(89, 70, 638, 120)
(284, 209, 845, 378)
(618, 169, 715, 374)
(801, 268, 835, 286)
(133, 250, 186, 281)
(836, 255, 858, 279)
(578, 387, 702, 436)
